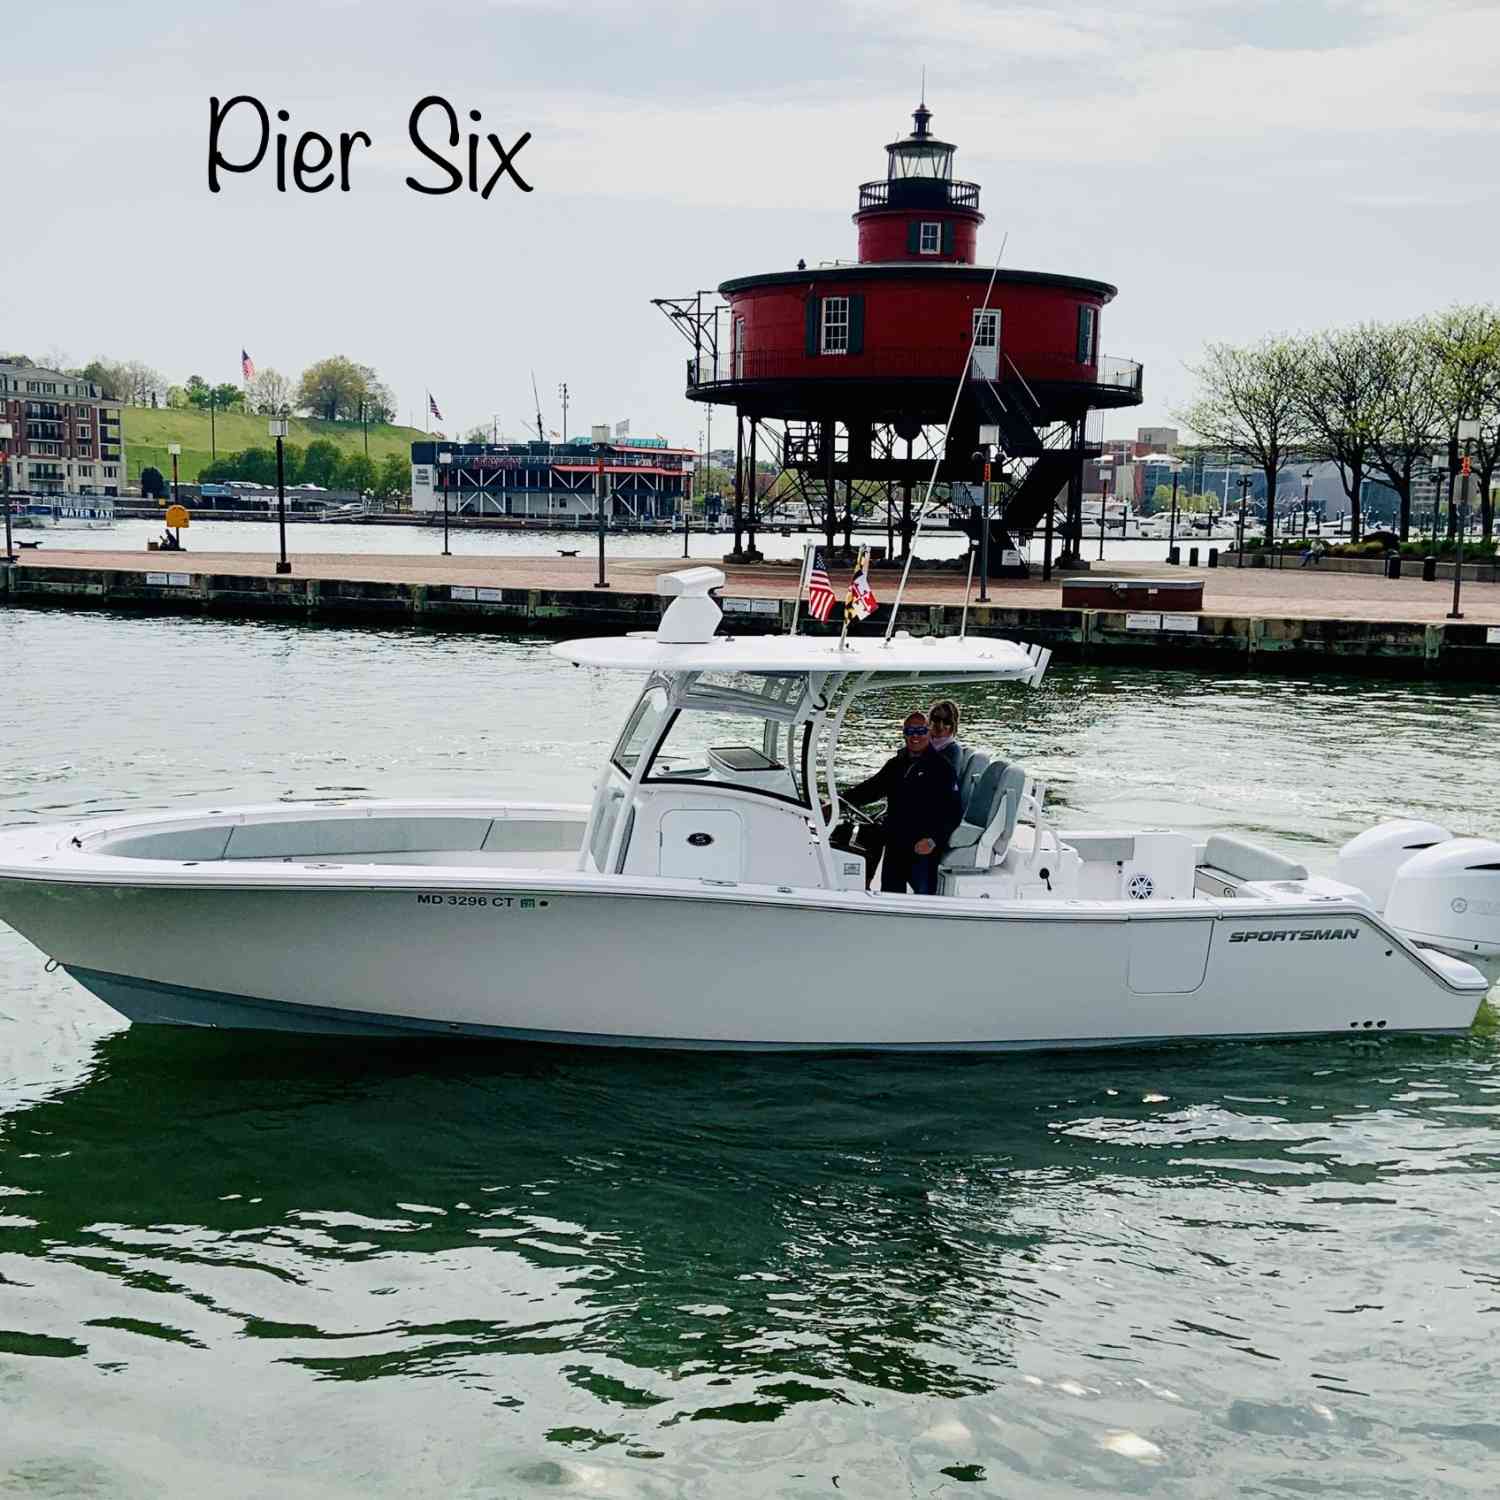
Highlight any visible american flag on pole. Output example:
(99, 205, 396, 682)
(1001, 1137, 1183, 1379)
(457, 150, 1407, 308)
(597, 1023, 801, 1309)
(429, 394, 444, 422)
(806, 548, 835, 622)
(241, 349, 255, 381)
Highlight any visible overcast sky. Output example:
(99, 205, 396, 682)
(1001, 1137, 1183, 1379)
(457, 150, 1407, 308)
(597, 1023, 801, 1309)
(5, 0, 1497, 448)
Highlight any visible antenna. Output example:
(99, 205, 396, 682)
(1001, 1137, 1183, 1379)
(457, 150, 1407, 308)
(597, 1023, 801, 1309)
(920, 65, 926, 104)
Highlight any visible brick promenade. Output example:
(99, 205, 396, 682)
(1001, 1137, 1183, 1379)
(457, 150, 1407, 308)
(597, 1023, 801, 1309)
(19, 548, 1500, 626)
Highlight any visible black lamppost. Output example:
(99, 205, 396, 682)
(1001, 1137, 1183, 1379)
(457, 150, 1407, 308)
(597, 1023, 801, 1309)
(593, 448, 609, 588)
(1236, 473, 1252, 567)
(437, 451, 452, 556)
(1451, 418, 1480, 620)
(1097, 454, 1112, 562)
(269, 418, 291, 574)
(973, 444, 991, 602)
(0, 419, 14, 564)
(1166, 458, 1182, 563)
(167, 442, 181, 506)
(1301, 467, 1314, 540)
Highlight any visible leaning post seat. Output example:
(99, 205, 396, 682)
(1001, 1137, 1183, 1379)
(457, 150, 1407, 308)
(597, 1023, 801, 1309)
(939, 759, 1029, 872)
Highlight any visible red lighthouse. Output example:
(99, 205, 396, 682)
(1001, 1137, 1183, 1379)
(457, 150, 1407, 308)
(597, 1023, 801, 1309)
(657, 100, 1143, 570)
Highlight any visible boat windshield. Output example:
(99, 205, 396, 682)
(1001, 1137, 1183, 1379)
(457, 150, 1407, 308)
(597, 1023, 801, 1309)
(638, 672, 812, 807)
(612, 686, 671, 774)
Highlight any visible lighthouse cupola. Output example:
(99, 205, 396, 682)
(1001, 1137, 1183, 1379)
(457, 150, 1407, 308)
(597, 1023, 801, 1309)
(854, 100, 984, 265)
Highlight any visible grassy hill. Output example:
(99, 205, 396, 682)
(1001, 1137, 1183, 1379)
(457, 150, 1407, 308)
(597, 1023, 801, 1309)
(123, 406, 428, 485)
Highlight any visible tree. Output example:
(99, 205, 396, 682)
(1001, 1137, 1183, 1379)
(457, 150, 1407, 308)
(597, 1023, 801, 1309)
(1179, 338, 1313, 541)
(295, 356, 391, 422)
(121, 360, 168, 406)
(354, 365, 396, 423)
(340, 453, 377, 493)
(77, 358, 132, 399)
(184, 375, 212, 407)
(246, 367, 293, 416)
(1426, 305, 1500, 540)
(376, 453, 409, 501)
(211, 383, 243, 410)
(301, 439, 343, 487)
(463, 424, 492, 444)
(1293, 324, 1388, 542)
(1367, 321, 1445, 540)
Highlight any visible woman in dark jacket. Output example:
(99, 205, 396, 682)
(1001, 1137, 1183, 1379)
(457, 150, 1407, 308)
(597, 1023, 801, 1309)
(844, 712, 962, 895)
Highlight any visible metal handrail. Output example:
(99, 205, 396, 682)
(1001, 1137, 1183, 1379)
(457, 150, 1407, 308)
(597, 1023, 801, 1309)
(688, 348, 1143, 394)
(856, 179, 981, 210)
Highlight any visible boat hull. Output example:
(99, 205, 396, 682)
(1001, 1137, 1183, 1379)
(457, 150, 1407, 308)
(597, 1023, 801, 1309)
(1, 872, 1485, 1051)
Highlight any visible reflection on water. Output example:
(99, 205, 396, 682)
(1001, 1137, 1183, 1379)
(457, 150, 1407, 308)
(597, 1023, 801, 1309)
(2, 609, 1498, 1494)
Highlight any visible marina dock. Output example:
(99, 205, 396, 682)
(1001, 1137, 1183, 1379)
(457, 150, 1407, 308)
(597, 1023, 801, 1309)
(5, 549, 1500, 678)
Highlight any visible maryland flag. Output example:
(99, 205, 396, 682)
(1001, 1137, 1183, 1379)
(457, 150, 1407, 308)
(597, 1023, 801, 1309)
(845, 547, 879, 621)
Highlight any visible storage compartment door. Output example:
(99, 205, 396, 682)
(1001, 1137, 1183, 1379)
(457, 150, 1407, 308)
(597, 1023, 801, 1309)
(1127, 919, 1212, 994)
(659, 810, 743, 882)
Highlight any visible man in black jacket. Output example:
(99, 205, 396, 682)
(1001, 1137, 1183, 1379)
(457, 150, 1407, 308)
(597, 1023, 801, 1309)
(843, 711, 962, 895)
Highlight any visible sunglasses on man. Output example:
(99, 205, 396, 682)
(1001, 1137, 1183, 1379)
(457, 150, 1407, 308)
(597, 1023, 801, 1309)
(903, 725, 930, 737)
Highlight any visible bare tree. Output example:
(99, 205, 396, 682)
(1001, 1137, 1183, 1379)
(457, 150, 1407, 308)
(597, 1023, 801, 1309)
(1426, 305, 1500, 539)
(1293, 325, 1388, 542)
(121, 360, 168, 406)
(1179, 338, 1313, 542)
(1367, 322, 1445, 540)
(246, 367, 293, 416)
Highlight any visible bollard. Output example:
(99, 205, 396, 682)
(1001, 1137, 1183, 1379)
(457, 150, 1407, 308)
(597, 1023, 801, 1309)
(1385, 551, 1401, 580)
(1167, 545, 1180, 566)
(1188, 546, 1200, 566)
(1207, 547, 1218, 568)
(1421, 555, 1437, 582)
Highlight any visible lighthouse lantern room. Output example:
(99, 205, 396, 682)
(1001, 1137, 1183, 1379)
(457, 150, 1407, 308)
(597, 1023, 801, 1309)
(655, 100, 1144, 572)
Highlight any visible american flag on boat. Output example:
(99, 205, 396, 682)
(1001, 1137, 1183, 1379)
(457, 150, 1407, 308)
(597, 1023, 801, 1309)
(806, 548, 836, 622)
(241, 349, 255, 381)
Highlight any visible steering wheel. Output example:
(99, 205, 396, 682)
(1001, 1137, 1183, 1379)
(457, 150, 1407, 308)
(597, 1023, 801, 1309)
(836, 801, 879, 828)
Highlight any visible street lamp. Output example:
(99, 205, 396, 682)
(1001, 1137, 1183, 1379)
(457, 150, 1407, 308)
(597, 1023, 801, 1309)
(1451, 417, 1481, 620)
(1301, 466, 1314, 543)
(167, 442, 182, 507)
(1096, 453, 1113, 562)
(436, 451, 452, 556)
(1236, 473, 1253, 567)
(268, 419, 291, 574)
(0, 419, 14, 564)
(1166, 457, 1182, 563)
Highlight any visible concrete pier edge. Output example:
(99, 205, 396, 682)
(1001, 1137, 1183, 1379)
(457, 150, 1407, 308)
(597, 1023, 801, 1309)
(4, 560, 1499, 679)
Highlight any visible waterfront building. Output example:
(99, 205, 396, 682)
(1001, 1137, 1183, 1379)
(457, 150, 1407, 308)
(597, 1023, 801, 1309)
(409, 436, 694, 521)
(0, 362, 126, 496)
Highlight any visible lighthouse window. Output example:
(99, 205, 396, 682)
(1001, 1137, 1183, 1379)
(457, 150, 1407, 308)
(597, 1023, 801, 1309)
(821, 297, 850, 355)
(919, 222, 941, 254)
(973, 309, 999, 348)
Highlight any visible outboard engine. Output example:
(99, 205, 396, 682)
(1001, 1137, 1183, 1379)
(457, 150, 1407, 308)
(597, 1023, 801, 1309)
(1338, 822, 1500, 981)
(1384, 840, 1500, 979)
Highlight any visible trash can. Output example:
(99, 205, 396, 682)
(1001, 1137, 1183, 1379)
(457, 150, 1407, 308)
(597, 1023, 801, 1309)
(1188, 546, 1200, 566)
(1385, 551, 1401, 580)
(1421, 555, 1437, 582)
(1168, 546, 1180, 566)
(1207, 547, 1218, 568)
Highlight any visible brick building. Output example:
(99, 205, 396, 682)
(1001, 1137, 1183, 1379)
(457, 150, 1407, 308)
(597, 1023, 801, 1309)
(0, 363, 126, 495)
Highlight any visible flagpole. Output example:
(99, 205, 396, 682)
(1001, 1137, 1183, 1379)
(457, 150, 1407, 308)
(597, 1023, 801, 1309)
(790, 541, 814, 637)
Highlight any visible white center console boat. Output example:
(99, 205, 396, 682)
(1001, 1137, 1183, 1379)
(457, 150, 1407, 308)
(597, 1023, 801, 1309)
(0, 568, 1493, 1050)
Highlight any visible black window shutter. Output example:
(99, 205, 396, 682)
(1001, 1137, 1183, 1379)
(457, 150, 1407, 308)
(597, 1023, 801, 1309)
(907, 222, 920, 254)
(941, 221, 955, 256)
(806, 295, 821, 355)
(848, 295, 865, 355)
(1076, 306, 1092, 363)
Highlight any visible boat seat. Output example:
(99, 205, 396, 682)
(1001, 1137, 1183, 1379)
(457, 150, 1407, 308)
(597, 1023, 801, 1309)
(957, 750, 991, 812)
(940, 761, 1028, 872)
(1202, 834, 1308, 884)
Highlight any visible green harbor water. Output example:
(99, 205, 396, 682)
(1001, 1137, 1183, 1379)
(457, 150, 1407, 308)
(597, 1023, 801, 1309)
(1, 608, 1497, 1497)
